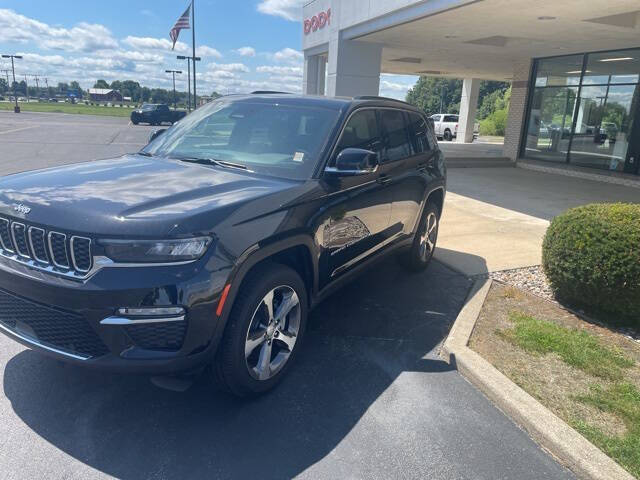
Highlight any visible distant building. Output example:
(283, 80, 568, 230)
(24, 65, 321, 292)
(123, 96, 132, 102)
(88, 88, 123, 102)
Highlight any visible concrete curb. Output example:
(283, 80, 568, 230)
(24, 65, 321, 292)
(442, 278, 634, 480)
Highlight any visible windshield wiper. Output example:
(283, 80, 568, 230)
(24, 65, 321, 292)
(138, 151, 153, 157)
(172, 156, 249, 171)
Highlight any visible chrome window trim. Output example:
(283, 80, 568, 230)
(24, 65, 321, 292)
(11, 222, 30, 258)
(48, 231, 69, 268)
(0, 321, 90, 360)
(0, 218, 14, 253)
(28, 227, 49, 264)
(70, 236, 92, 273)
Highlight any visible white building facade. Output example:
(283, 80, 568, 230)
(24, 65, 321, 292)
(302, 0, 640, 176)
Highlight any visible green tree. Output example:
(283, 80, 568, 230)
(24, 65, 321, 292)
(150, 88, 170, 103)
(57, 82, 69, 93)
(93, 79, 110, 89)
(0, 78, 7, 94)
(406, 77, 509, 119)
(406, 77, 462, 115)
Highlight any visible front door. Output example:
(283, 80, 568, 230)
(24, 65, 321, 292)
(317, 109, 392, 289)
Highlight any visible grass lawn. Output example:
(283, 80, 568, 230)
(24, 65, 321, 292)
(471, 283, 640, 478)
(0, 102, 133, 117)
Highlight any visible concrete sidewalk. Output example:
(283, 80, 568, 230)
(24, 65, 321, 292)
(435, 167, 640, 276)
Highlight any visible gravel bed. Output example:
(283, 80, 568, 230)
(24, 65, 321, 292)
(484, 265, 639, 343)
(488, 265, 555, 302)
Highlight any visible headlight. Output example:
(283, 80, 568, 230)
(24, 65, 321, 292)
(100, 237, 212, 263)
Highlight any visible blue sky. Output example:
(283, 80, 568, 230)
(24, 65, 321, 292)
(0, 1, 416, 98)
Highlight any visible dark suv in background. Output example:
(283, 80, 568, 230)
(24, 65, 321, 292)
(0, 93, 446, 396)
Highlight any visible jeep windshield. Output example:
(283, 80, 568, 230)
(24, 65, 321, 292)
(142, 99, 340, 180)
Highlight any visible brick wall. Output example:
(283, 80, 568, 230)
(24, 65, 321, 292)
(504, 60, 533, 161)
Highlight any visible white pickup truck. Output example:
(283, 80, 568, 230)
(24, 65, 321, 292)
(430, 114, 459, 141)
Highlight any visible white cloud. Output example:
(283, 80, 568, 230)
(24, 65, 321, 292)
(0, 8, 118, 52)
(379, 75, 419, 100)
(123, 36, 189, 54)
(196, 45, 222, 59)
(207, 62, 250, 73)
(257, 0, 305, 21)
(235, 47, 256, 57)
(273, 48, 303, 64)
(256, 65, 302, 76)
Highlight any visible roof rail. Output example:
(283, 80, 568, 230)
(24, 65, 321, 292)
(250, 90, 292, 95)
(354, 95, 413, 106)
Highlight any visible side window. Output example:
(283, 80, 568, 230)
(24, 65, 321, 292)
(408, 112, 432, 154)
(334, 110, 382, 163)
(444, 115, 458, 123)
(380, 109, 412, 162)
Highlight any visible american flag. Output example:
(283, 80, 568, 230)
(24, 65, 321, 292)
(170, 5, 191, 50)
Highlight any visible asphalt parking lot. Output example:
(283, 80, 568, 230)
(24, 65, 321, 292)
(0, 111, 577, 479)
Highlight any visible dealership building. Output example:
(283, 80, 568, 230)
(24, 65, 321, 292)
(302, 0, 640, 179)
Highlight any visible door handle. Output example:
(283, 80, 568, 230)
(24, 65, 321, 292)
(377, 173, 391, 185)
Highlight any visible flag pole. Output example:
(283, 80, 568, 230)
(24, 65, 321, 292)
(191, 0, 196, 110)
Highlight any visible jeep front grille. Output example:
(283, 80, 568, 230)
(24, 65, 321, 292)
(0, 217, 93, 278)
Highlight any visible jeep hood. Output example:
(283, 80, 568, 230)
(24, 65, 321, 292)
(0, 154, 300, 237)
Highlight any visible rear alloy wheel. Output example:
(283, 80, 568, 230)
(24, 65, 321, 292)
(443, 129, 453, 141)
(213, 263, 308, 396)
(399, 202, 440, 272)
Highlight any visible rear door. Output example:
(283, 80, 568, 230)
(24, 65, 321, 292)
(379, 109, 432, 237)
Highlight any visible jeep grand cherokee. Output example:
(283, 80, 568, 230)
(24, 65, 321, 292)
(0, 93, 446, 396)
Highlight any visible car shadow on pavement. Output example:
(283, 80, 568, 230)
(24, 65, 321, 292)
(3, 258, 472, 479)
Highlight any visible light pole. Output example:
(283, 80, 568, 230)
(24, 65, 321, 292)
(177, 55, 200, 112)
(2, 54, 22, 113)
(165, 69, 182, 109)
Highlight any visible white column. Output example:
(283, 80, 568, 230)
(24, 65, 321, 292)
(326, 37, 381, 97)
(457, 78, 480, 143)
(303, 55, 321, 95)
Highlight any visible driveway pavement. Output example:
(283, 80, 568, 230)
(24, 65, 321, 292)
(0, 111, 579, 479)
(437, 167, 640, 275)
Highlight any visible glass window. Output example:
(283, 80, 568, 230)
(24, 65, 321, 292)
(524, 86, 578, 163)
(584, 49, 640, 85)
(380, 109, 412, 162)
(335, 109, 382, 156)
(144, 100, 340, 180)
(535, 55, 583, 87)
(570, 84, 639, 171)
(443, 115, 459, 123)
(430, 114, 442, 122)
(408, 112, 432, 154)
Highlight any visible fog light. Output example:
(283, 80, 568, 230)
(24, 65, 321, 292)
(117, 307, 185, 317)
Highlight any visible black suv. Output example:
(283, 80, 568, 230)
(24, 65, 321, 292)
(0, 94, 445, 396)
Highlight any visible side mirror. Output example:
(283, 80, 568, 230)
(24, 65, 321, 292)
(148, 128, 167, 143)
(325, 148, 378, 176)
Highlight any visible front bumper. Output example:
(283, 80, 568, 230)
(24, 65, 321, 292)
(0, 253, 231, 374)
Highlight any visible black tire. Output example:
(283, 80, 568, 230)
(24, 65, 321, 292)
(399, 202, 440, 272)
(212, 263, 308, 397)
(443, 129, 453, 141)
(132, 119, 139, 125)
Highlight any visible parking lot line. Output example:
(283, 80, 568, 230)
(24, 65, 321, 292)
(0, 125, 37, 135)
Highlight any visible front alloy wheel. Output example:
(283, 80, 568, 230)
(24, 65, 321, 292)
(245, 286, 301, 381)
(213, 263, 308, 396)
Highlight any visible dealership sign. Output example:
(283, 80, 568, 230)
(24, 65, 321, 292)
(304, 9, 331, 35)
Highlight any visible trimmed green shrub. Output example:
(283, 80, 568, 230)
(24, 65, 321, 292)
(542, 203, 640, 325)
